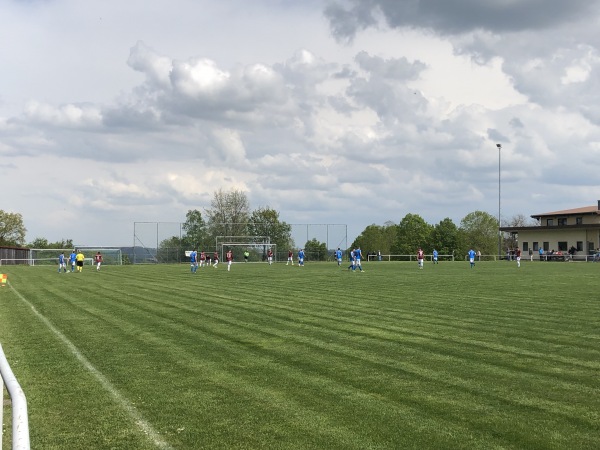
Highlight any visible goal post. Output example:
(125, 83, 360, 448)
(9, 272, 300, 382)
(215, 236, 275, 263)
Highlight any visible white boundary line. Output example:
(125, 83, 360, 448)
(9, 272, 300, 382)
(8, 281, 174, 450)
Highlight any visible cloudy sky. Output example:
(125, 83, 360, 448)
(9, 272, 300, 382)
(2, 0, 600, 247)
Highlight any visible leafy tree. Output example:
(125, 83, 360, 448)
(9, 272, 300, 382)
(351, 223, 397, 255)
(0, 210, 27, 247)
(182, 209, 209, 249)
(52, 238, 74, 249)
(248, 206, 292, 253)
(430, 218, 460, 256)
(459, 211, 498, 256)
(303, 238, 328, 261)
(205, 189, 250, 241)
(29, 237, 49, 248)
(157, 236, 186, 263)
(392, 213, 433, 254)
(28, 237, 74, 249)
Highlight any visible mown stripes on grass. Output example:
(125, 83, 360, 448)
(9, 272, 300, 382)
(8, 282, 174, 450)
(1, 261, 599, 449)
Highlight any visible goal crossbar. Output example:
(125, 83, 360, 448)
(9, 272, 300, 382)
(215, 236, 271, 245)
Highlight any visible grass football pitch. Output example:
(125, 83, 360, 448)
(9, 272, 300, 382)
(1, 260, 599, 449)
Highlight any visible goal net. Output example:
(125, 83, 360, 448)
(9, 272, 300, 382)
(215, 236, 275, 263)
(29, 248, 123, 266)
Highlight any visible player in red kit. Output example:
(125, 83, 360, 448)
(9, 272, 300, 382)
(94, 252, 103, 271)
(226, 249, 233, 271)
(417, 248, 424, 270)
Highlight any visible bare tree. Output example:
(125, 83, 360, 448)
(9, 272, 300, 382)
(503, 213, 536, 252)
(205, 189, 250, 240)
(503, 213, 535, 227)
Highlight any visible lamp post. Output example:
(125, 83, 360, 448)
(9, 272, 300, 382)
(496, 144, 502, 259)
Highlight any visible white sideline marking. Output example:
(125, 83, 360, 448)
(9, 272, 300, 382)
(8, 282, 173, 450)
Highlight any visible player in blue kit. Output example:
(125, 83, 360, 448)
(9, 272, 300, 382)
(468, 249, 476, 268)
(190, 249, 198, 273)
(335, 248, 342, 266)
(347, 248, 355, 270)
(69, 250, 77, 272)
(58, 252, 67, 273)
(298, 249, 305, 266)
(354, 247, 364, 272)
(432, 249, 439, 264)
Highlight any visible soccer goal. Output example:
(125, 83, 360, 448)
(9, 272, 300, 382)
(30, 248, 123, 266)
(215, 236, 275, 263)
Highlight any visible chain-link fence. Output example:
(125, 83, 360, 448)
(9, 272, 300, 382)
(133, 222, 347, 264)
(289, 224, 347, 261)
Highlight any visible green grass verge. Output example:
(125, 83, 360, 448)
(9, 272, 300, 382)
(1, 260, 599, 449)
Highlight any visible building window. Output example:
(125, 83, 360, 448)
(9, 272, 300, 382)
(533, 242, 539, 251)
(547, 219, 554, 226)
(558, 241, 568, 251)
(576, 217, 583, 225)
(558, 218, 567, 226)
(523, 242, 529, 251)
(576, 241, 583, 251)
(543, 242, 549, 251)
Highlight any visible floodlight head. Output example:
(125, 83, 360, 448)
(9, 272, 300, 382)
(496, 144, 502, 149)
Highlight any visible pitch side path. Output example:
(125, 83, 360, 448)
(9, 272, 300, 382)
(1, 261, 599, 449)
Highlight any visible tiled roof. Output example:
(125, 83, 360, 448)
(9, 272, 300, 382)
(531, 205, 600, 217)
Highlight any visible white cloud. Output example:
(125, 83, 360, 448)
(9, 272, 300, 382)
(211, 128, 247, 164)
(171, 58, 231, 97)
(127, 41, 173, 89)
(23, 101, 102, 128)
(560, 46, 598, 84)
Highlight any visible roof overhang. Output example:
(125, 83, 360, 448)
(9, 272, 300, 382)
(500, 224, 600, 232)
(531, 205, 600, 220)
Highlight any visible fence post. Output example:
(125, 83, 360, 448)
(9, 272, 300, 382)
(0, 343, 30, 450)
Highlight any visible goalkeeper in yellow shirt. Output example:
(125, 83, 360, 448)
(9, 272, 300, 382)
(75, 249, 85, 272)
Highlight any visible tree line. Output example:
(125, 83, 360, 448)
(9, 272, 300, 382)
(2, 192, 529, 259)
(350, 211, 506, 257)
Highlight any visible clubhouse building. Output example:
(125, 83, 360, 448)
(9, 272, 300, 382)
(500, 201, 600, 259)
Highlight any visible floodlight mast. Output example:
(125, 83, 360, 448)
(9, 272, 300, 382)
(496, 143, 502, 259)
